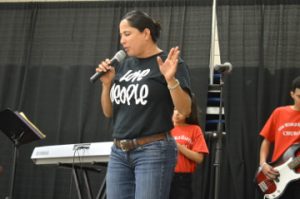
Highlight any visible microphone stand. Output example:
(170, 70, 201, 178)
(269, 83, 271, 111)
(213, 73, 226, 199)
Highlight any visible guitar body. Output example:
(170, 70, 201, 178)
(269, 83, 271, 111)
(255, 143, 300, 199)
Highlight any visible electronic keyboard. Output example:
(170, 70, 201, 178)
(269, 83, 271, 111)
(31, 142, 113, 165)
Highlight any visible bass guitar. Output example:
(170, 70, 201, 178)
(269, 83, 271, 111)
(254, 143, 300, 199)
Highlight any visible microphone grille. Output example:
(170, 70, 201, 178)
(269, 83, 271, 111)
(224, 62, 233, 72)
(114, 50, 126, 62)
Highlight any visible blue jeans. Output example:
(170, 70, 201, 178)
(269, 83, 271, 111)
(106, 135, 177, 199)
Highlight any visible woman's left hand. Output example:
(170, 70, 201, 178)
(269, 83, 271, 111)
(157, 46, 180, 81)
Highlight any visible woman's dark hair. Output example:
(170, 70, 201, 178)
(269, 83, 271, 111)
(186, 93, 201, 125)
(291, 76, 300, 92)
(122, 10, 161, 43)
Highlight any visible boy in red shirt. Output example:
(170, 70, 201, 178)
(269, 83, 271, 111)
(259, 76, 300, 199)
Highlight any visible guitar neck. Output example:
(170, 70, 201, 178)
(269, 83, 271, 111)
(288, 156, 300, 169)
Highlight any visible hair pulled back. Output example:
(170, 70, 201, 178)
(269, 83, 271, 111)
(122, 10, 161, 43)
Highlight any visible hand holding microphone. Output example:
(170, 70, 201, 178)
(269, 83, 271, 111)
(90, 50, 126, 83)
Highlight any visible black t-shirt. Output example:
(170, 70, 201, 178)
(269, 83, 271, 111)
(110, 51, 191, 139)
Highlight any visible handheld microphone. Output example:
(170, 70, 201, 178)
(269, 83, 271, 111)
(214, 62, 232, 73)
(90, 50, 126, 83)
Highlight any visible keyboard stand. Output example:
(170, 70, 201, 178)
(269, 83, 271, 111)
(59, 164, 105, 199)
(95, 162, 107, 199)
(95, 173, 106, 199)
(30, 142, 112, 199)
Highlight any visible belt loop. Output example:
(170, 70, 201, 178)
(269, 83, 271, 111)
(133, 138, 138, 147)
(165, 131, 171, 141)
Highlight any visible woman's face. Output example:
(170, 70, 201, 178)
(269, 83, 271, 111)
(119, 19, 149, 57)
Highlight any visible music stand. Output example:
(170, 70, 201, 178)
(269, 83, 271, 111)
(0, 108, 46, 199)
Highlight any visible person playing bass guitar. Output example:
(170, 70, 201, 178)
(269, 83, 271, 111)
(257, 76, 300, 199)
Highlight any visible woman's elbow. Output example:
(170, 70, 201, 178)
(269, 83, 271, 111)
(103, 110, 113, 118)
(180, 105, 191, 118)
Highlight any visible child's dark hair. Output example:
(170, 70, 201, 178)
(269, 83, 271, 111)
(186, 93, 200, 125)
(291, 76, 300, 92)
(122, 10, 161, 43)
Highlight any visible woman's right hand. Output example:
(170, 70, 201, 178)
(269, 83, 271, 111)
(96, 58, 116, 85)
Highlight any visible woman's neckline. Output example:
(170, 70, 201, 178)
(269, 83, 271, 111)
(136, 51, 163, 60)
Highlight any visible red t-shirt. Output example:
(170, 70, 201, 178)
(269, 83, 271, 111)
(260, 106, 300, 161)
(171, 125, 209, 173)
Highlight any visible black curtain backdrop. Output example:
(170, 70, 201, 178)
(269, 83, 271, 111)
(0, 1, 211, 199)
(0, 0, 299, 199)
